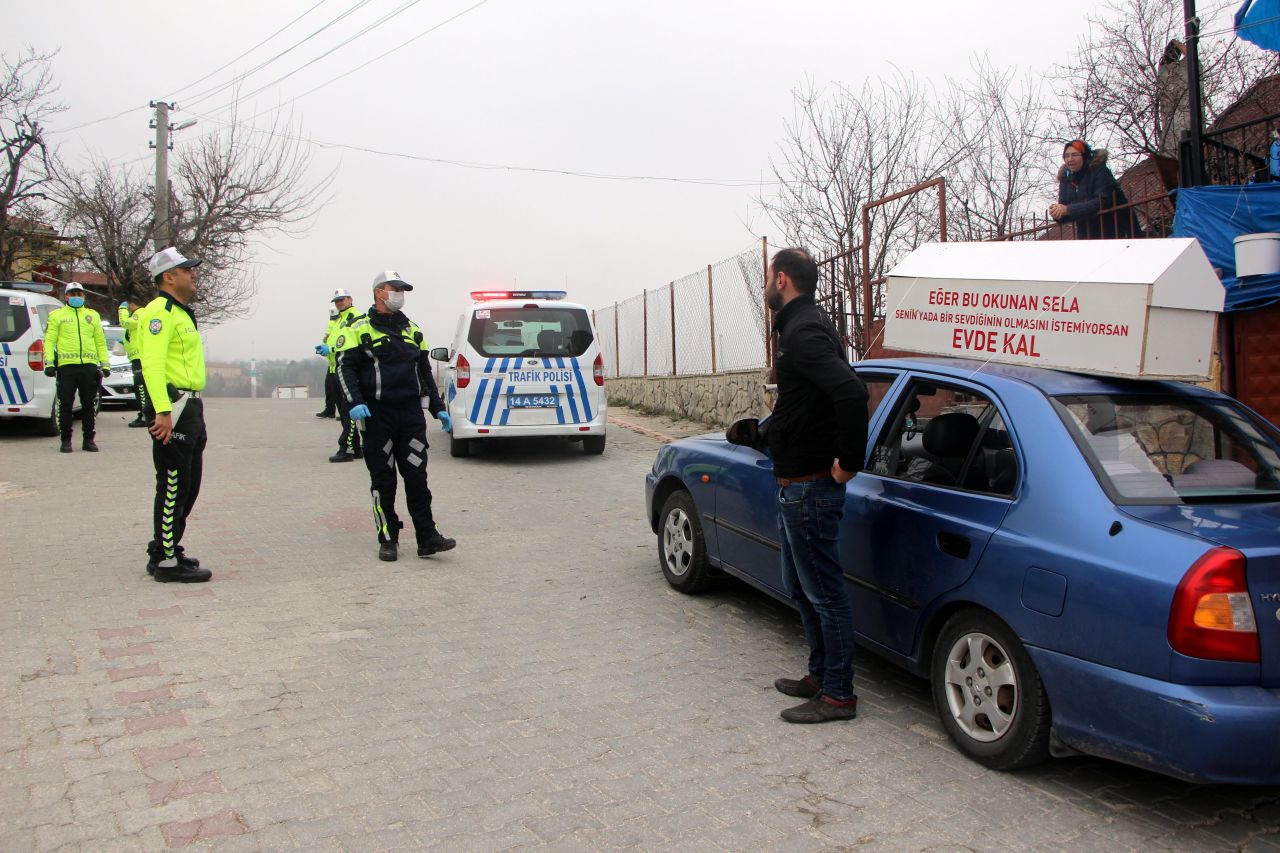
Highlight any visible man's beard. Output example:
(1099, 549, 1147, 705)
(764, 283, 783, 312)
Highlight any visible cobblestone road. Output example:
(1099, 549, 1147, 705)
(1, 399, 1278, 851)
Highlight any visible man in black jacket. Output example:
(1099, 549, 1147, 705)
(336, 270, 456, 562)
(765, 247, 869, 723)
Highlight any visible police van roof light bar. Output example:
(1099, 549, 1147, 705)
(470, 290, 566, 302)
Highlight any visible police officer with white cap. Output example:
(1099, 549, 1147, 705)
(324, 288, 364, 462)
(335, 270, 454, 562)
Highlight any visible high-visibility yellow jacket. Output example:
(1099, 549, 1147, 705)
(137, 293, 206, 414)
(322, 317, 339, 373)
(119, 304, 141, 360)
(44, 305, 110, 368)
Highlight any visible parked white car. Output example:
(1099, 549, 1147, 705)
(0, 284, 69, 435)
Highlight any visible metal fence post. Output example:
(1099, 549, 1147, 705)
(707, 263, 716, 373)
(642, 289, 648, 378)
(669, 281, 676, 377)
(613, 301, 620, 378)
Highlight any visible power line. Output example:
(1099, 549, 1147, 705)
(180, 0, 378, 110)
(186, 111, 781, 187)
(199, 0, 494, 124)
(164, 0, 332, 102)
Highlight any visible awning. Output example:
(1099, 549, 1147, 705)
(1171, 183, 1280, 310)
(1236, 0, 1280, 52)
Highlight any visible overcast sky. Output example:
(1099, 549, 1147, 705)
(7, 0, 1111, 361)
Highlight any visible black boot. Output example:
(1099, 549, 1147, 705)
(60, 439, 72, 453)
(329, 451, 355, 462)
(417, 528, 457, 557)
(82, 436, 99, 452)
(379, 540, 398, 562)
(152, 558, 212, 583)
(128, 416, 148, 428)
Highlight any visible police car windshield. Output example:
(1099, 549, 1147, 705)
(468, 307, 594, 358)
(1053, 393, 1280, 503)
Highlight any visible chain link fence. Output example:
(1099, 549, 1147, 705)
(595, 242, 767, 378)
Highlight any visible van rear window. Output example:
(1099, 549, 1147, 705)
(0, 302, 31, 343)
(468, 307, 594, 357)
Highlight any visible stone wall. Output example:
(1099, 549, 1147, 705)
(606, 369, 772, 428)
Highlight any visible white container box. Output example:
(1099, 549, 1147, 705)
(1233, 232, 1280, 277)
(883, 239, 1224, 381)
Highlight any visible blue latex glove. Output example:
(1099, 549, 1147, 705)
(349, 403, 371, 420)
(119, 301, 129, 309)
(437, 411, 453, 433)
(315, 344, 330, 356)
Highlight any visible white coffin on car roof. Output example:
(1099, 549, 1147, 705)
(882, 239, 1224, 380)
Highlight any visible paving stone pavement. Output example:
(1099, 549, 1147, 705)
(1, 398, 1278, 852)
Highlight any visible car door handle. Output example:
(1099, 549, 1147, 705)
(937, 531, 971, 559)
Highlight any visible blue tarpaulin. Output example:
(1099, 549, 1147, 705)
(1236, 0, 1280, 52)
(1171, 183, 1280, 310)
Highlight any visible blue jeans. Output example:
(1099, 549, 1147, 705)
(777, 477, 855, 700)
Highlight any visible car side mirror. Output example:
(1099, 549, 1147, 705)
(726, 417, 764, 449)
(429, 347, 450, 361)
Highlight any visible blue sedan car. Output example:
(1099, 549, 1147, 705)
(645, 358, 1280, 784)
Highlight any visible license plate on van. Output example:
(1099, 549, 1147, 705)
(508, 393, 558, 409)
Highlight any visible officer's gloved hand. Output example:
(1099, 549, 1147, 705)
(44, 366, 56, 377)
(101, 367, 111, 377)
(349, 403, 371, 420)
(120, 301, 129, 309)
(437, 411, 453, 433)
(315, 344, 330, 356)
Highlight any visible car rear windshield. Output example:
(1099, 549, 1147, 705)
(467, 306, 594, 357)
(1053, 393, 1280, 503)
(0, 300, 31, 343)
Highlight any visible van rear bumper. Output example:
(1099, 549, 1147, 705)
(450, 409, 607, 440)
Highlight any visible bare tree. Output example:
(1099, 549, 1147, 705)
(760, 73, 964, 353)
(57, 160, 154, 302)
(939, 57, 1056, 241)
(56, 108, 332, 323)
(1053, 0, 1280, 166)
(0, 48, 63, 280)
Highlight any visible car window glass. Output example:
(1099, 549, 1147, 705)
(870, 380, 1015, 495)
(0, 300, 31, 342)
(856, 372, 897, 419)
(467, 307, 594, 357)
(104, 328, 126, 357)
(1054, 394, 1280, 503)
(35, 304, 54, 330)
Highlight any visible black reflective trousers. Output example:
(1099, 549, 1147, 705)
(362, 400, 434, 546)
(56, 363, 100, 440)
(150, 398, 207, 561)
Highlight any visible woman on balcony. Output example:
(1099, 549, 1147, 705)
(1049, 140, 1138, 239)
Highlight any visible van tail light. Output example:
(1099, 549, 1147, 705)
(593, 353, 604, 386)
(27, 339, 45, 371)
(1168, 547, 1259, 663)
(456, 354, 470, 389)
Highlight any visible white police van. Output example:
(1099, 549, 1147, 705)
(430, 290, 607, 457)
(0, 283, 69, 435)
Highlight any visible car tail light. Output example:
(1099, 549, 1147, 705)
(593, 353, 604, 386)
(27, 339, 44, 371)
(456, 354, 470, 389)
(1168, 547, 1259, 663)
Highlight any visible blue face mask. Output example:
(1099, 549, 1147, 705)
(68, 296, 84, 308)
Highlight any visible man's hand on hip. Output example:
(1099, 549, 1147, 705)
(149, 412, 173, 444)
(831, 460, 856, 484)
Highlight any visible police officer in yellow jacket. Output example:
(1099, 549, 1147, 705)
(336, 270, 455, 562)
(324, 288, 365, 462)
(44, 282, 111, 453)
(118, 298, 149, 427)
(315, 305, 340, 419)
(137, 248, 212, 583)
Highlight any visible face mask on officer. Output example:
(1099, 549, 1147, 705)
(329, 306, 339, 319)
(383, 288, 405, 312)
(68, 296, 85, 308)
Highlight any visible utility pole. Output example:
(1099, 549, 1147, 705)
(150, 101, 172, 252)
(1183, 0, 1206, 186)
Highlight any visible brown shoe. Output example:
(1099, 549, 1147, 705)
(774, 675, 821, 699)
(780, 694, 858, 724)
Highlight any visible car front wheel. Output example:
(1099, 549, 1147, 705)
(658, 490, 711, 593)
(931, 609, 1050, 771)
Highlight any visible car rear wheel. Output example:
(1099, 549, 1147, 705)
(658, 491, 711, 593)
(583, 434, 606, 455)
(449, 433, 472, 458)
(931, 609, 1050, 770)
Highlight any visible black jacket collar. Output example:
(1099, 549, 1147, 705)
(773, 292, 816, 334)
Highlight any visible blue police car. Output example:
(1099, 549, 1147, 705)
(645, 357, 1280, 784)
